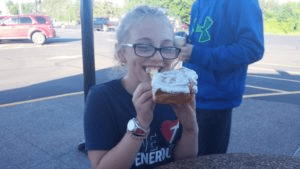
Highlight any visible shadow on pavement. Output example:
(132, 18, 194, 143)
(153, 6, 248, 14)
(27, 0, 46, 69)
(0, 39, 32, 44)
(0, 38, 81, 45)
(0, 67, 124, 105)
(0, 66, 299, 161)
(46, 38, 81, 44)
(0, 68, 299, 106)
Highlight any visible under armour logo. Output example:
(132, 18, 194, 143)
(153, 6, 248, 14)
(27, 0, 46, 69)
(191, 16, 213, 43)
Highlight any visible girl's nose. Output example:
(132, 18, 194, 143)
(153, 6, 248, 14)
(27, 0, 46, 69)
(152, 49, 164, 61)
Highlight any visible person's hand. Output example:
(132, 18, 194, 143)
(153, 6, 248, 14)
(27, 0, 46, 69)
(171, 94, 198, 131)
(132, 81, 156, 129)
(178, 44, 193, 62)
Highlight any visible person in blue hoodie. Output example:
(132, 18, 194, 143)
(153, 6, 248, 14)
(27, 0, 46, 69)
(179, 0, 265, 155)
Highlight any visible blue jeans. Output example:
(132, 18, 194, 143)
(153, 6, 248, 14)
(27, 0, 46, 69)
(196, 108, 232, 156)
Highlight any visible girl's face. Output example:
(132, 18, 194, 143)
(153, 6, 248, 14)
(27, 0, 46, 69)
(121, 16, 175, 85)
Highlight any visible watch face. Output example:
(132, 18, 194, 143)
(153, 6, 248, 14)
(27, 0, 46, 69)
(127, 119, 135, 131)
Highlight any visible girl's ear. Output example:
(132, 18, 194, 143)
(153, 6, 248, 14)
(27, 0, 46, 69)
(115, 43, 127, 65)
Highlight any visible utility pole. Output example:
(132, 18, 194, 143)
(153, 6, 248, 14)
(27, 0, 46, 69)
(80, 0, 95, 101)
(18, 0, 22, 14)
(38, 0, 42, 13)
(35, 0, 37, 13)
(78, 0, 96, 154)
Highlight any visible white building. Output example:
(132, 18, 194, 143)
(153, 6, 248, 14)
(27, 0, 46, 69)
(0, 0, 9, 15)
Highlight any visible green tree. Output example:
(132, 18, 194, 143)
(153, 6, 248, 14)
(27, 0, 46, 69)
(22, 3, 35, 14)
(260, 0, 279, 12)
(6, 0, 19, 15)
(41, 0, 61, 19)
(260, 0, 280, 20)
(94, 1, 122, 18)
(123, 0, 194, 24)
(277, 2, 300, 32)
(166, 0, 194, 24)
(41, 0, 80, 23)
(259, 0, 300, 34)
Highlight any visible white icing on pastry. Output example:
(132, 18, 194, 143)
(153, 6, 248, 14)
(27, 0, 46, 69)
(152, 67, 198, 94)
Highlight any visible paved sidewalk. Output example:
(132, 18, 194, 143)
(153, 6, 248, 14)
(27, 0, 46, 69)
(0, 94, 89, 169)
(0, 68, 300, 169)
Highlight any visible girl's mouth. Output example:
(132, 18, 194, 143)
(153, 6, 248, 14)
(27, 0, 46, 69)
(145, 66, 160, 74)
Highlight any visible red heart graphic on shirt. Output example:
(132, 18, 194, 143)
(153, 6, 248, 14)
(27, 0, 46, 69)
(161, 120, 180, 143)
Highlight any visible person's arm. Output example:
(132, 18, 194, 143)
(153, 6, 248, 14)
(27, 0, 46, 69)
(85, 81, 155, 169)
(171, 95, 198, 160)
(189, 0, 264, 71)
(88, 133, 144, 169)
(172, 117, 198, 160)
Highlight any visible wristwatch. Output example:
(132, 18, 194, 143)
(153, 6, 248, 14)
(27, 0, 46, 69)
(127, 118, 149, 139)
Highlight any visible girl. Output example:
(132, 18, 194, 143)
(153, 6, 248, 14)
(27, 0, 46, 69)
(84, 5, 198, 169)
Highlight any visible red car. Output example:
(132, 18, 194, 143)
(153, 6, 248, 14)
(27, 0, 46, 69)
(0, 14, 56, 45)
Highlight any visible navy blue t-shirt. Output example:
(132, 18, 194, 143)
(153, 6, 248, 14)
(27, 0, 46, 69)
(84, 79, 182, 169)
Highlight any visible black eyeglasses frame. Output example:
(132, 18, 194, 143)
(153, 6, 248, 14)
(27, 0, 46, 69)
(122, 44, 181, 60)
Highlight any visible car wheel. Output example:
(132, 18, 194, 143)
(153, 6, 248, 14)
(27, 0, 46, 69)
(31, 32, 46, 45)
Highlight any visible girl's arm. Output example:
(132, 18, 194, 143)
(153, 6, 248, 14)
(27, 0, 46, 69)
(88, 132, 144, 169)
(86, 81, 155, 169)
(171, 95, 198, 160)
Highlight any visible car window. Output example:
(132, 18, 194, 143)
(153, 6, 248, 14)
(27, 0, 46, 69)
(4, 17, 19, 24)
(20, 17, 32, 24)
(93, 17, 109, 24)
(35, 16, 46, 24)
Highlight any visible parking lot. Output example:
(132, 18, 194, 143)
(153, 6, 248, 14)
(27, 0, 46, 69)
(228, 35, 300, 156)
(0, 30, 299, 106)
(244, 35, 300, 105)
(0, 28, 117, 91)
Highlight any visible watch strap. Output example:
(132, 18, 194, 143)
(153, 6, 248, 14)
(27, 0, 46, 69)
(127, 118, 150, 139)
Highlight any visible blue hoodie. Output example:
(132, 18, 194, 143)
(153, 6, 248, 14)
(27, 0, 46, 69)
(183, 0, 264, 109)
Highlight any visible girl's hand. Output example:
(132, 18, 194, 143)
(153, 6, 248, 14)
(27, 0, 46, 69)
(171, 94, 198, 131)
(132, 81, 156, 129)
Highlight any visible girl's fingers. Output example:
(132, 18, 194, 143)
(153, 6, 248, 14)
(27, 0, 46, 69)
(133, 81, 151, 98)
(138, 90, 153, 103)
(133, 83, 153, 104)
